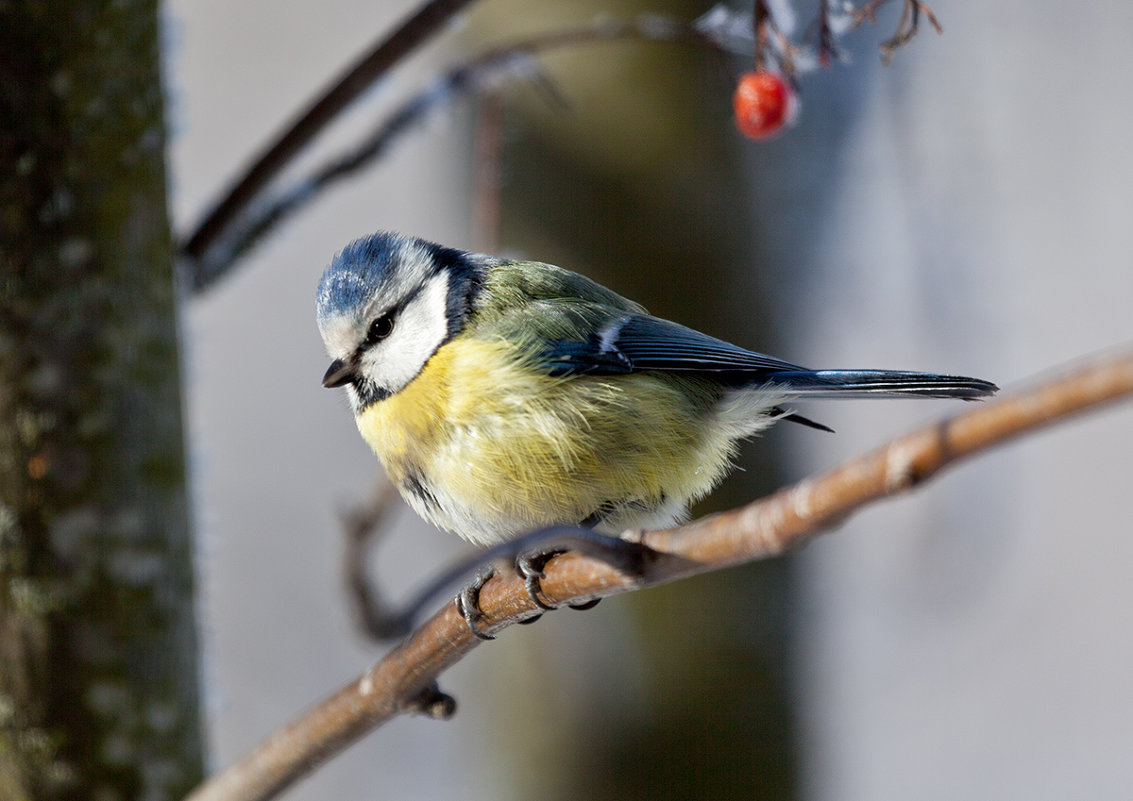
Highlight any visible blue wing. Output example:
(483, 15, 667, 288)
(537, 314, 997, 400)
(538, 315, 809, 378)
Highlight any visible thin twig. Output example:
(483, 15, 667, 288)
(180, 2, 947, 287)
(471, 91, 505, 254)
(750, 0, 803, 75)
(179, 0, 481, 265)
(814, 0, 844, 68)
(181, 16, 725, 291)
(185, 348, 1133, 801)
(342, 478, 406, 640)
(853, 0, 943, 64)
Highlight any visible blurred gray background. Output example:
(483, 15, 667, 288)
(167, 1, 1133, 799)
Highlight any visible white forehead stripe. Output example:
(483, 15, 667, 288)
(317, 231, 440, 330)
(319, 313, 362, 360)
(362, 237, 438, 320)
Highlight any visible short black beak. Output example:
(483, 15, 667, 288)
(322, 359, 355, 388)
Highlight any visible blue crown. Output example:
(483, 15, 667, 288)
(316, 231, 420, 324)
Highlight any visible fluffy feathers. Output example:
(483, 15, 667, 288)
(317, 231, 997, 546)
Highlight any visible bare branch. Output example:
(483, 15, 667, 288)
(179, 2, 951, 288)
(179, 0, 481, 266)
(471, 91, 506, 254)
(853, 0, 943, 64)
(181, 16, 726, 291)
(342, 478, 406, 640)
(185, 348, 1133, 801)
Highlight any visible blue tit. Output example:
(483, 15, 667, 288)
(316, 231, 996, 549)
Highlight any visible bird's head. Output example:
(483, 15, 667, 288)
(316, 231, 484, 411)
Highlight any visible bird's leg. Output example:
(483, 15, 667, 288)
(515, 549, 605, 611)
(451, 526, 653, 638)
(512, 527, 651, 612)
(453, 564, 500, 641)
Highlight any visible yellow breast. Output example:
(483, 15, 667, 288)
(355, 336, 742, 545)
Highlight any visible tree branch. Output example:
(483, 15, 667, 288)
(852, 0, 943, 64)
(179, 0, 481, 265)
(180, 15, 728, 291)
(185, 347, 1133, 801)
(178, 3, 947, 288)
(342, 478, 408, 640)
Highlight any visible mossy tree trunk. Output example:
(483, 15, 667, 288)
(0, 3, 204, 799)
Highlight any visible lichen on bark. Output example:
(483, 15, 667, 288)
(1, 2, 204, 798)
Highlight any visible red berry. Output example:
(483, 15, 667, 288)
(733, 71, 794, 141)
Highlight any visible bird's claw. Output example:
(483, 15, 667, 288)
(454, 566, 497, 640)
(453, 532, 645, 638)
(516, 549, 604, 612)
(568, 597, 601, 611)
(516, 550, 559, 610)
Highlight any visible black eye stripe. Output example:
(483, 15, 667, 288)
(360, 281, 427, 351)
(357, 275, 440, 355)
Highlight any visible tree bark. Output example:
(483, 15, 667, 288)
(0, 3, 204, 799)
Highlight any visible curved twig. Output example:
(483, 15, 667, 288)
(180, 0, 481, 266)
(179, 2, 947, 288)
(185, 348, 1133, 801)
(181, 15, 728, 291)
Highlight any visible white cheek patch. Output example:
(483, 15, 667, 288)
(361, 270, 451, 395)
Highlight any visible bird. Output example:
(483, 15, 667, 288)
(316, 231, 996, 625)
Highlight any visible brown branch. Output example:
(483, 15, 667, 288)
(853, 0, 943, 64)
(342, 477, 407, 640)
(471, 91, 505, 254)
(179, 0, 481, 264)
(185, 348, 1133, 801)
(179, 15, 722, 291)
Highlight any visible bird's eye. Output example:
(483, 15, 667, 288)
(366, 313, 395, 345)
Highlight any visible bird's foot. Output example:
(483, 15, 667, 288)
(454, 566, 499, 641)
(452, 528, 652, 639)
(515, 549, 605, 613)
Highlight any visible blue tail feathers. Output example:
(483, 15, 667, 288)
(763, 370, 998, 400)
